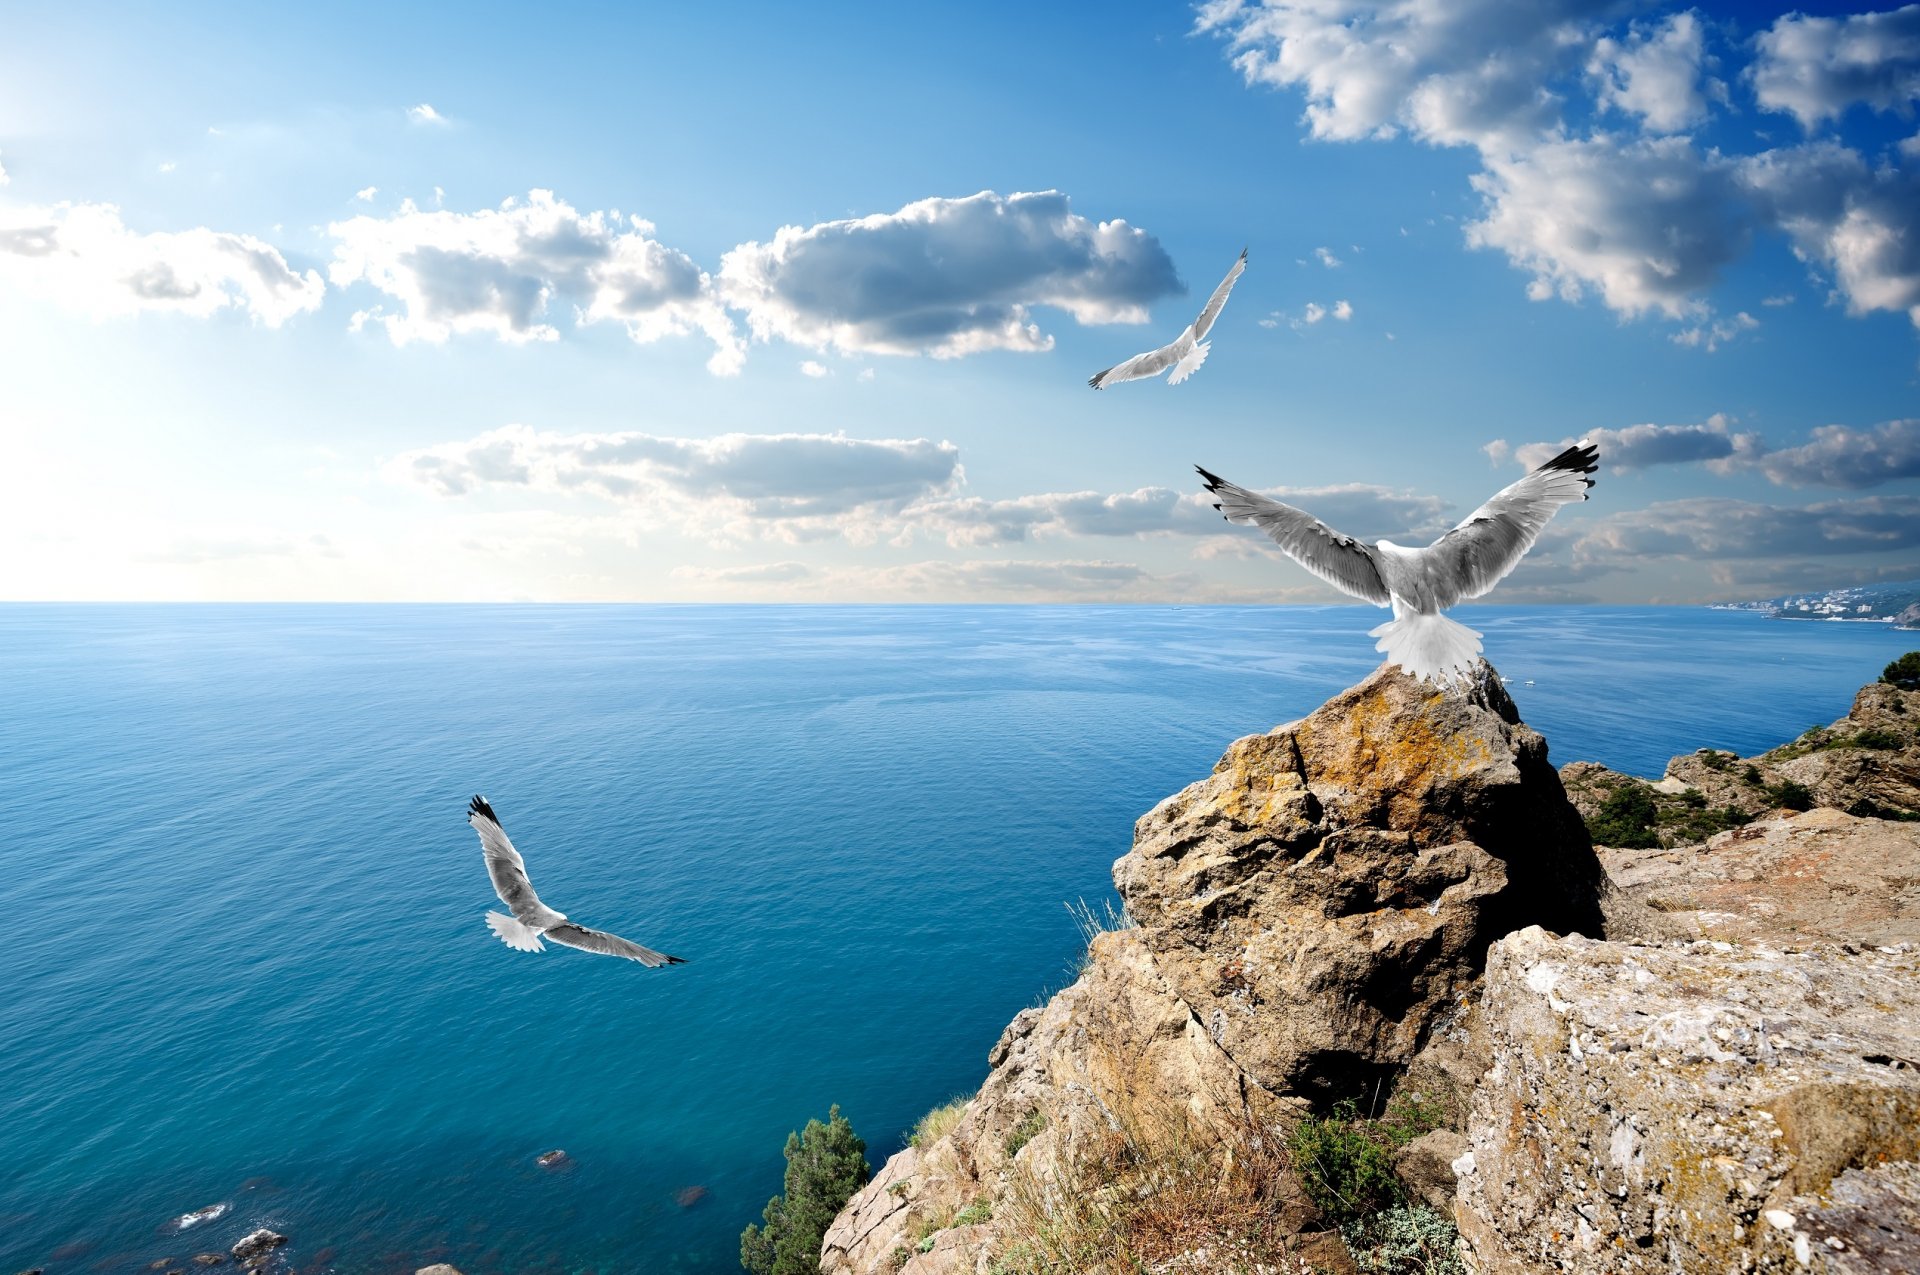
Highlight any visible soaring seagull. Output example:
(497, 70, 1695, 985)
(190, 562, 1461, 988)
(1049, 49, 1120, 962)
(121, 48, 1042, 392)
(1196, 442, 1599, 684)
(1089, 248, 1246, 389)
(467, 795, 685, 967)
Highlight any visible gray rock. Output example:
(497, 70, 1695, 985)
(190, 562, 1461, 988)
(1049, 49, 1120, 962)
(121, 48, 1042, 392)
(1457, 926, 1920, 1273)
(413, 1266, 466, 1275)
(1392, 1127, 1468, 1211)
(228, 1230, 285, 1266)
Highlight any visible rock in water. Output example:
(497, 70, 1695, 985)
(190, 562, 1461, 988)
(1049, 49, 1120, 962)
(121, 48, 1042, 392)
(535, 1149, 567, 1168)
(190, 1257, 225, 1267)
(414, 1266, 466, 1275)
(228, 1230, 285, 1267)
(821, 663, 1621, 1274)
(1457, 926, 1920, 1273)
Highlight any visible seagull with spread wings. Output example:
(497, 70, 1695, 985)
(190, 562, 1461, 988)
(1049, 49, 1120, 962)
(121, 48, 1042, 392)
(1196, 443, 1599, 684)
(1089, 248, 1246, 389)
(467, 795, 685, 967)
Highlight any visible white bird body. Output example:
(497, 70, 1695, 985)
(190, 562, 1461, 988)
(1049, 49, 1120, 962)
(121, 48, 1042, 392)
(1090, 249, 1244, 389)
(1198, 443, 1599, 683)
(468, 795, 684, 967)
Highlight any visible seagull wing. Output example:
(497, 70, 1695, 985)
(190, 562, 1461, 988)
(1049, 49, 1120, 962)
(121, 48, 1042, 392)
(1089, 337, 1184, 389)
(1420, 442, 1598, 606)
(1197, 466, 1391, 604)
(1191, 248, 1247, 342)
(545, 922, 685, 968)
(468, 795, 566, 929)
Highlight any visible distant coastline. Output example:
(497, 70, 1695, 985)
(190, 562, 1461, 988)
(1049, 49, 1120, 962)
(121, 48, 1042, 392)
(1710, 580, 1920, 629)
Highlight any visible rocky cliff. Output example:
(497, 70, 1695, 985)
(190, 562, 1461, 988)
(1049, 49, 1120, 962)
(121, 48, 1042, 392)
(819, 661, 1920, 1275)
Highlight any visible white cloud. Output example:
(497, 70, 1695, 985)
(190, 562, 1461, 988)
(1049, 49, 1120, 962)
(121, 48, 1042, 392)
(1750, 6, 1920, 130)
(1302, 301, 1326, 324)
(327, 189, 745, 372)
(857, 367, 876, 382)
(158, 161, 177, 174)
(1588, 10, 1719, 134)
(1332, 298, 1353, 320)
(0, 201, 325, 326)
(1491, 413, 1762, 474)
(0, 152, 8, 185)
(407, 103, 448, 126)
(1670, 310, 1758, 351)
(1740, 142, 1920, 328)
(1752, 418, 1920, 489)
(1761, 292, 1795, 306)
(1467, 134, 1744, 319)
(1574, 493, 1920, 565)
(717, 189, 1181, 358)
(387, 425, 963, 544)
(1314, 245, 1342, 267)
(1196, 0, 1601, 151)
(354, 186, 377, 202)
(799, 359, 828, 378)
(670, 561, 813, 585)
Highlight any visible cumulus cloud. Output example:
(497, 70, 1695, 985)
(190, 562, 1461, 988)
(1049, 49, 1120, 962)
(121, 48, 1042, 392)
(1466, 134, 1745, 319)
(1740, 142, 1920, 328)
(354, 186, 377, 202)
(1314, 245, 1342, 267)
(407, 103, 448, 126)
(717, 189, 1181, 358)
(1574, 493, 1920, 564)
(1752, 418, 1920, 489)
(1750, 6, 1920, 130)
(1200, 2, 1920, 337)
(1488, 414, 1763, 474)
(1588, 10, 1720, 134)
(670, 561, 813, 585)
(0, 201, 324, 325)
(799, 359, 828, 378)
(387, 425, 963, 543)
(328, 190, 745, 372)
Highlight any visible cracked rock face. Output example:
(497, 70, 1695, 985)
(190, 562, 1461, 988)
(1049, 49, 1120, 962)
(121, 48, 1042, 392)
(1458, 926, 1920, 1274)
(821, 664, 1614, 1275)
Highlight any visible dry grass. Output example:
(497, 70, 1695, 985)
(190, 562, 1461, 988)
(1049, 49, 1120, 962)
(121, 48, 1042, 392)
(908, 1095, 971, 1149)
(988, 1086, 1319, 1274)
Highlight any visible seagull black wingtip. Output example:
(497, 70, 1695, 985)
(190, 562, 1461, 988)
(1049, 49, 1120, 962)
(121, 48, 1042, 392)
(468, 794, 499, 824)
(1195, 464, 1224, 489)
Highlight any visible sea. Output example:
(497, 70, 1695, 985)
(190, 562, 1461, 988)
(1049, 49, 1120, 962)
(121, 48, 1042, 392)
(4, 604, 1915, 1275)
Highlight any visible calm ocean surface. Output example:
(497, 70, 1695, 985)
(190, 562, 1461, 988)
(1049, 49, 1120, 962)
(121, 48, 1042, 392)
(5, 604, 1915, 1275)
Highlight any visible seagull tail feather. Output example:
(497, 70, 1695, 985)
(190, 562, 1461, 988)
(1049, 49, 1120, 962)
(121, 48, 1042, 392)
(1166, 340, 1209, 386)
(486, 911, 545, 953)
(1368, 612, 1484, 686)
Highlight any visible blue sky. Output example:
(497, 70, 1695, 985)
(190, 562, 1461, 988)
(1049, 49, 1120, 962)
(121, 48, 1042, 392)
(2, 0, 1917, 602)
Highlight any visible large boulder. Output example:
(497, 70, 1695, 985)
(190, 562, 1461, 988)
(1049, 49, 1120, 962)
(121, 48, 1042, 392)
(1600, 806, 1920, 946)
(1457, 927, 1920, 1274)
(823, 663, 1616, 1274)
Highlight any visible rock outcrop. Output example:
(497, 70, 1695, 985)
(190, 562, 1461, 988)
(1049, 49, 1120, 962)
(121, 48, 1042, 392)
(1600, 807, 1920, 944)
(1457, 927, 1920, 1273)
(1562, 677, 1920, 844)
(822, 664, 1619, 1274)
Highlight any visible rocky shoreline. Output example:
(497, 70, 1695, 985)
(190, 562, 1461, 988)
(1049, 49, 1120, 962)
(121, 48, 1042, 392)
(821, 659, 1920, 1274)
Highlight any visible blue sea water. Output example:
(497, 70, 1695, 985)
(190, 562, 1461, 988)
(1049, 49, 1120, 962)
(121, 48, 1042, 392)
(4, 604, 1914, 1275)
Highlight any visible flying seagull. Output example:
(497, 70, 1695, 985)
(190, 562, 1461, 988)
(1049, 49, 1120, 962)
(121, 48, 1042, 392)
(467, 795, 685, 967)
(1089, 248, 1246, 389)
(1196, 442, 1599, 684)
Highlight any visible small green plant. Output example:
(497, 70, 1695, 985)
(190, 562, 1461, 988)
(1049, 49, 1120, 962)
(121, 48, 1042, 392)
(1764, 778, 1814, 811)
(1585, 783, 1660, 848)
(1696, 749, 1733, 771)
(1883, 652, 1920, 691)
(1843, 727, 1906, 750)
(741, 1105, 871, 1275)
(1743, 765, 1764, 785)
(909, 1096, 970, 1149)
(916, 1234, 936, 1254)
(954, 1198, 993, 1226)
(1286, 1099, 1404, 1227)
(1003, 1109, 1046, 1158)
(1341, 1204, 1466, 1274)
(888, 1246, 911, 1270)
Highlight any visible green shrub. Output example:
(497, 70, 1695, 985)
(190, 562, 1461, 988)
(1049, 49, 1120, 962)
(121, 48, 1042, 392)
(1286, 1100, 1404, 1227)
(1883, 652, 1920, 691)
(1764, 778, 1814, 811)
(909, 1096, 970, 1149)
(953, 1199, 993, 1227)
(1342, 1204, 1466, 1275)
(741, 1105, 872, 1275)
(1586, 783, 1660, 848)
(1743, 765, 1764, 785)
(1843, 727, 1906, 750)
(1003, 1109, 1046, 1158)
(1696, 749, 1733, 771)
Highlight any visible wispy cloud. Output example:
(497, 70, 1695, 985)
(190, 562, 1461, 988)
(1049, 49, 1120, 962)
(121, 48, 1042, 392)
(406, 103, 448, 126)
